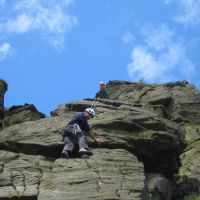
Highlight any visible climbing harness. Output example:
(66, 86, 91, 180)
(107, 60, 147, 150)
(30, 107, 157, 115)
(62, 124, 82, 138)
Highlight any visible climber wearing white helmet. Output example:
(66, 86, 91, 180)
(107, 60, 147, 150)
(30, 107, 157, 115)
(61, 108, 101, 159)
(85, 108, 96, 118)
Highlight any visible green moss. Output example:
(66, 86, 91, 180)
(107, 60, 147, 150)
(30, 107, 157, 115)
(175, 167, 190, 182)
(184, 194, 200, 200)
(180, 167, 189, 177)
(191, 140, 200, 148)
(183, 124, 200, 143)
(136, 131, 154, 140)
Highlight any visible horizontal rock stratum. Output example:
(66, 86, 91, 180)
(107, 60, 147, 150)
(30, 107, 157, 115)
(0, 80, 200, 200)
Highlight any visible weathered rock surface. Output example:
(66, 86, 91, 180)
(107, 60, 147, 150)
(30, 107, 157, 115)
(0, 149, 147, 200)
(106, 80, 200, 199)
(174, 124, 200, 198)
(146, 173, 174, 200)
(0, 99, 184, 176)
(0, 79, 7, 129)
(0, 80, 200, 200)
(3, 104, 45, 128)
(107, 80, 200, 123)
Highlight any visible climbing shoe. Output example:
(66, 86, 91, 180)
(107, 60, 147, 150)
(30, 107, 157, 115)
(79, 151, 93, 156)
(61, 151, 70, 159)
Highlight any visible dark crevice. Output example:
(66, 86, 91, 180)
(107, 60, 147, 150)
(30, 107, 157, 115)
(22, 172, 26, 193)
(172, 177, 200, 200)
(10, 197, 38, 200)
(0, 163, 4, 173)
(0, 141, 63, 158)
(11, 171, 18, 196)
(36, 168, 43, 200)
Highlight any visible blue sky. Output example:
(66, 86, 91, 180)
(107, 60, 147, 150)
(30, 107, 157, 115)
(0, 0, 199, 115)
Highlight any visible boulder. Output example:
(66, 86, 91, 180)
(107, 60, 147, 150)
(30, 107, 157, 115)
(146, 173, 174, 200)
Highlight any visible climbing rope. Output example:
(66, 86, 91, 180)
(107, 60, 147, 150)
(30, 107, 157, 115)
(91, 97, 100, 109)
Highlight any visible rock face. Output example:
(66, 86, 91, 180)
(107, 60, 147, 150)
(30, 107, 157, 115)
(107, 80, 200, 123)
(3, 104, 46, 127)
(0, 80, 200, 200)
(0, 149, 147, 200)
(0, 79, 7, 130)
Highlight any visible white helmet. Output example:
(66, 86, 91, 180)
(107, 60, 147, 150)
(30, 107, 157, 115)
(85, 108, 95, 118)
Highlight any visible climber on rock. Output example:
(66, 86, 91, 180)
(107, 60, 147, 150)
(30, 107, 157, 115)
(61, 108, 101, 159)
(95, 81, 110, 99)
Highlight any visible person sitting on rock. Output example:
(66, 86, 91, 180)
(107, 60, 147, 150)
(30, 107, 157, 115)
(61, 108, 101, 159)
(95, 81, 110, 99)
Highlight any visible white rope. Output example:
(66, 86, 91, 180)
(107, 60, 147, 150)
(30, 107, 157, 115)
(91, 97, 100, 109)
